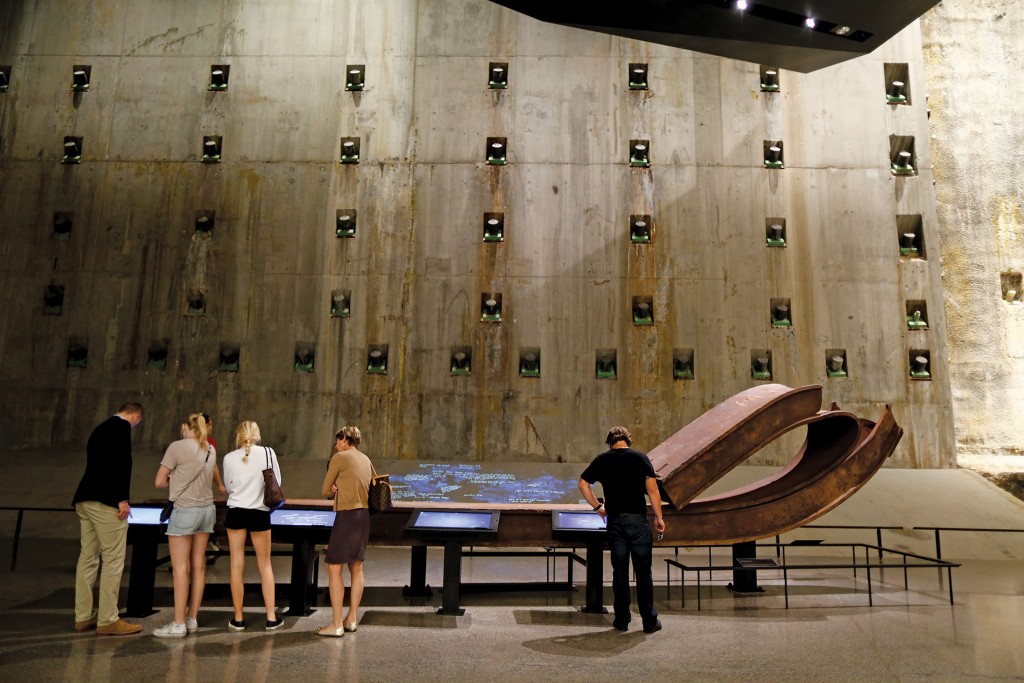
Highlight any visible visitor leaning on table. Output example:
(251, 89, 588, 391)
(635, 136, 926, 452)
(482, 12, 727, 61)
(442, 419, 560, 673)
(316, 426, 373, 637)
(152, 413, 225, 638)
(222, 420, 284, 632)
(72, 402, 144, 636)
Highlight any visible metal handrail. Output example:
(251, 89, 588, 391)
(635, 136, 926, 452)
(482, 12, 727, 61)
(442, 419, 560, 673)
(666, 541, 960, 610)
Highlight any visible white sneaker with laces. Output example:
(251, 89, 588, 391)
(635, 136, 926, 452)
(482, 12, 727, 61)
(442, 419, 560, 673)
(185, 617, 198, 633)
(153, 622, 187, 639)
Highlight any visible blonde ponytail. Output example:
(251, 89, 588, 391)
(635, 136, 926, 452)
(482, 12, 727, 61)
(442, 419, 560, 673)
(234, 420, 262, 462)
(186, 413, 209, 450)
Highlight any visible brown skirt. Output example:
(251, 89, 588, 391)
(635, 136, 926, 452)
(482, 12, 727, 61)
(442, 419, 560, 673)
(325, 508, 370, 564)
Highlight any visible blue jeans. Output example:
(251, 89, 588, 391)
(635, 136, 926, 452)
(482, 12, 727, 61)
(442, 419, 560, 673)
(607, 513, 657, 627)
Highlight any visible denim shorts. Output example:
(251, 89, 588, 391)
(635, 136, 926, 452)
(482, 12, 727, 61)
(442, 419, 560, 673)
(166, 503, 216, 536)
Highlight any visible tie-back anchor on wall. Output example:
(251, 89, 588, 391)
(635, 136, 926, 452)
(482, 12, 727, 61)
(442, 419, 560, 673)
(486, 137, 507, 165)
(43, 285, 64, 315)
(483, 213, 504, 242)
(450, 347, 472, 376)
(596, 349, 617, 380)
(826, 350, 848, 378)
(335, 210, 357, 238)
(194, 212, 215, 239)
(890, 135, 917, 176)
(752, 351, 772, 381)
(766, 218, 786, 247)
(202, 136, 222, 163)
(52, 212, 73, 239)
(71, 65, 90, 92)
(330, 290, 352, 318)
(1002, 272, 1023, 304)
(884, 63, 911, 105)
(340, 137, 360, 164)
(345, 65, 365, 92)
(147, 340, 169, 370)
(219, 344, 240, 372)
(481, 294, 502, 322)
(628, 63, 648, 90)
(488, 63, 508, 89)
(367, 344, 389, 375)
(209, 65, 229, 91)
(910, 351, 932, 380)
(294, 344, 315, 373)
(630, 215, 652, 244)
(897, 215, 925, 259)
(906, 301, 929, 330)
(67, 338, 88, 368)
(519, 348, 540, 378)
(62, 137, 82, 164)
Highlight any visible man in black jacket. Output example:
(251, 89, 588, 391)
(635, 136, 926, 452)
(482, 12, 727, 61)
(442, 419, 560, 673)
(72, 402, 144, 635)
(579, 425, 666, 633)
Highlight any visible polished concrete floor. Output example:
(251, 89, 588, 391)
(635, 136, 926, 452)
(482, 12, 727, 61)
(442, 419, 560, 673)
(1, 467, 1023, 682)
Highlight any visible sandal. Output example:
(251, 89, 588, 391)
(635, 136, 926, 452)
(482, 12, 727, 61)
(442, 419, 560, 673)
(315, 625, 345, 638)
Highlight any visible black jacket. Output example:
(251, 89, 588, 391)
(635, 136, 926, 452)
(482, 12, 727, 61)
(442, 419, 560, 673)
(72, 416, 133, 508)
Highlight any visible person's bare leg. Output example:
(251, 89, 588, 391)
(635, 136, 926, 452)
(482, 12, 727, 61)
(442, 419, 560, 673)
(187, 532, 210, 620)
(326, 563, 346, 629)
(226, 528, 248, 622)
(250, 530, 276, 620)
(344, 561, 364, 627)
(167, 535, 192, 624)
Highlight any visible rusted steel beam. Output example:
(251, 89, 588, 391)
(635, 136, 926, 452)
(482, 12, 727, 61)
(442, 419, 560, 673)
(666, 406, 902, 545)
(648, 384, 824, 508)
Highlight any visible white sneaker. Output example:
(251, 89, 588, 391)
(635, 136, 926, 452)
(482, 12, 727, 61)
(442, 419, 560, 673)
(185, 617, 198, 633)
(153, 622, 187, 639)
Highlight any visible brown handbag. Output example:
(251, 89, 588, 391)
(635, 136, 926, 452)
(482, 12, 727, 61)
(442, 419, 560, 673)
(368, 473, 393, 515)
(262, 447, 286, 510)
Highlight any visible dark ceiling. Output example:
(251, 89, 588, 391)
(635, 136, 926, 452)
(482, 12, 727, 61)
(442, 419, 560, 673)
(488, 0, 942, 73)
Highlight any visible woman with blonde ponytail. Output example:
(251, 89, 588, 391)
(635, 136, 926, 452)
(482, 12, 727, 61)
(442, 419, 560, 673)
(222, 420, 283, 631)
(153, 413, 225, 638)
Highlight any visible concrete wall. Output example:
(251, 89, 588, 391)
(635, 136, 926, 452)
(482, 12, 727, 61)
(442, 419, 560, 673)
(0, 0, 954, 466)
(921, 1, 1024, 462)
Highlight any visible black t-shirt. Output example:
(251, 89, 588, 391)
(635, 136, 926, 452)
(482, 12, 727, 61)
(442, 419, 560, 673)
(580, 448, 656, 516)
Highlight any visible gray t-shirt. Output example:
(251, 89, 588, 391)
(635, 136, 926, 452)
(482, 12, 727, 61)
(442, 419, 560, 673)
(161, 438, 216, 508)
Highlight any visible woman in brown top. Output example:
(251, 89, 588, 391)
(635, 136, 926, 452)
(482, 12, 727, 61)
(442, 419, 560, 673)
(316, 426, 373, 637)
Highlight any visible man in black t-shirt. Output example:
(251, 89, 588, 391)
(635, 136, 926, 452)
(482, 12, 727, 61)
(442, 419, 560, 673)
(579, 425, 666, 633)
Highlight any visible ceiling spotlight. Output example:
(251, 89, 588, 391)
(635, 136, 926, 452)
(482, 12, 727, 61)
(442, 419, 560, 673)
(735, 0, 748, 10)
(831, 25, 853, 36)
(804, 17, 817, 29)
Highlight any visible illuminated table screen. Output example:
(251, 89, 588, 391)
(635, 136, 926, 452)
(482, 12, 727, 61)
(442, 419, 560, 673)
(272, 509, 336, 527)
(405, 509, 501, 534)
(127, 506, 164, 526)
(551, 510, 607, 532)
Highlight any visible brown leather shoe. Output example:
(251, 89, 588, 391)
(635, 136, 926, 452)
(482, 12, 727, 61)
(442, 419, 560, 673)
(74, 619, 97, 633)
(96, 619, 143, 636)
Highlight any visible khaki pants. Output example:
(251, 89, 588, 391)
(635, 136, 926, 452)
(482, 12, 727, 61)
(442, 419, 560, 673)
(74, 501, 128, 626)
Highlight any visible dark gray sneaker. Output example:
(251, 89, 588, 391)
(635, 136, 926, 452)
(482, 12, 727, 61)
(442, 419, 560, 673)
(643, 620, 662, 634)
(228, 619, 246, 632)
(266, 618, 284, 631)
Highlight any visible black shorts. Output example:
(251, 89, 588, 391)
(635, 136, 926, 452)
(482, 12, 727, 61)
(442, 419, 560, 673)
(224, 507, 272, 532)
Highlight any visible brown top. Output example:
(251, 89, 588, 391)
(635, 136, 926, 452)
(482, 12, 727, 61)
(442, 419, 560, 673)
(321, 448, 373, 511)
